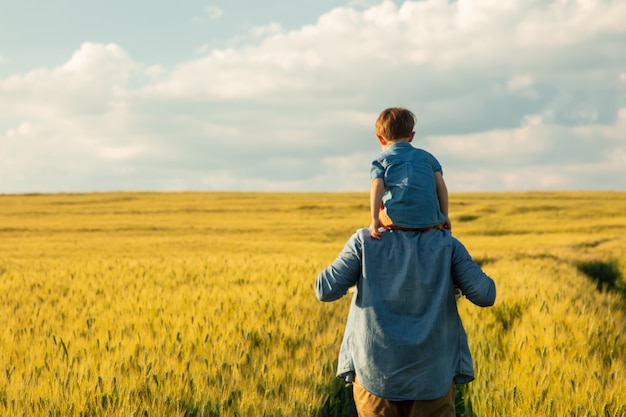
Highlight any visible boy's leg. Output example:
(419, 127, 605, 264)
(379, 207, 395, 228)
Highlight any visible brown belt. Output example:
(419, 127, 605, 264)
(387, 224, 444, 232)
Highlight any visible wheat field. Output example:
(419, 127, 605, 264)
(0, 191, 625, 416)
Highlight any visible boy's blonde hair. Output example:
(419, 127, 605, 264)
(375, 107, 416, 141)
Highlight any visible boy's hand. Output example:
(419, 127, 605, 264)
(369, 219, 383, 240)
(443, 216, 452, 231)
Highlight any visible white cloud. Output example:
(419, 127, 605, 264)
(5, 121, 35, 138)
(0, 42, 137, 121)
(348, 0, 378, 8)
(192, 6, 224, 23)
(521, 115, 543, 127)
(145, 65, 166, 80)
(99, 145, 145, 160)
(251, 22, 284, 38)
(1, 0, 625, 193)
(320, 152, 373, 191)
(507, 75, 534, 91)
(204, 6, 224, 20)
(426, 107, 626, 191)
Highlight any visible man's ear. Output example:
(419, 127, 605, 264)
(408, 132, 415, 143)
(376, 135, 387, 145)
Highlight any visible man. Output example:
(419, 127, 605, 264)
(316, 228, 496, 417)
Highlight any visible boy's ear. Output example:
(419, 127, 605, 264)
(408, 132, 415, 142)
(376, 135, 387, 145)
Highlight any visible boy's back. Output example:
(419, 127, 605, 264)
(372, 142, 446, 229)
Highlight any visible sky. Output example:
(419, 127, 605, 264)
(1, 0, 625, 194)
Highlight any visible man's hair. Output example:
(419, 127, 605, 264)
(375, 107, 416, 140)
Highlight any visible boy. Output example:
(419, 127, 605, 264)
(369, 107, 451, 239)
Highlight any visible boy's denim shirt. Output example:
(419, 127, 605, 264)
(371, 142, 446, 229)
(316, 228, 496, 401)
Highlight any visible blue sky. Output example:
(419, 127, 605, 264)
(1, 0, 625, 193)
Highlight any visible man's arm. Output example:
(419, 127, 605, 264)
(451, 240, 496, 307)
(316, 231, 364, 302)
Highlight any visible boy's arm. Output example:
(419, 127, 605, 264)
(369, 178, 384, 239)
(434, 171, 451, 230)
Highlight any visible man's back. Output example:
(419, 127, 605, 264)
(316, 228, 496, 401)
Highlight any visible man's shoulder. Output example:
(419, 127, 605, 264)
(371, 228, 457, 244)
(353, 228, 459, 244)
(340, 228, 371, 247)
(355, 228, 371, 241)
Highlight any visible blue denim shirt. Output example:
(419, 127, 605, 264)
(316, 228, 496, 401)
(371, 142, 446, 228)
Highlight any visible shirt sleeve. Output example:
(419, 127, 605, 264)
(370, 160, 385, 181)
(450, 239, 496, 307)
(426, 150, 443, 174)
(316, 231, 363, 302)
